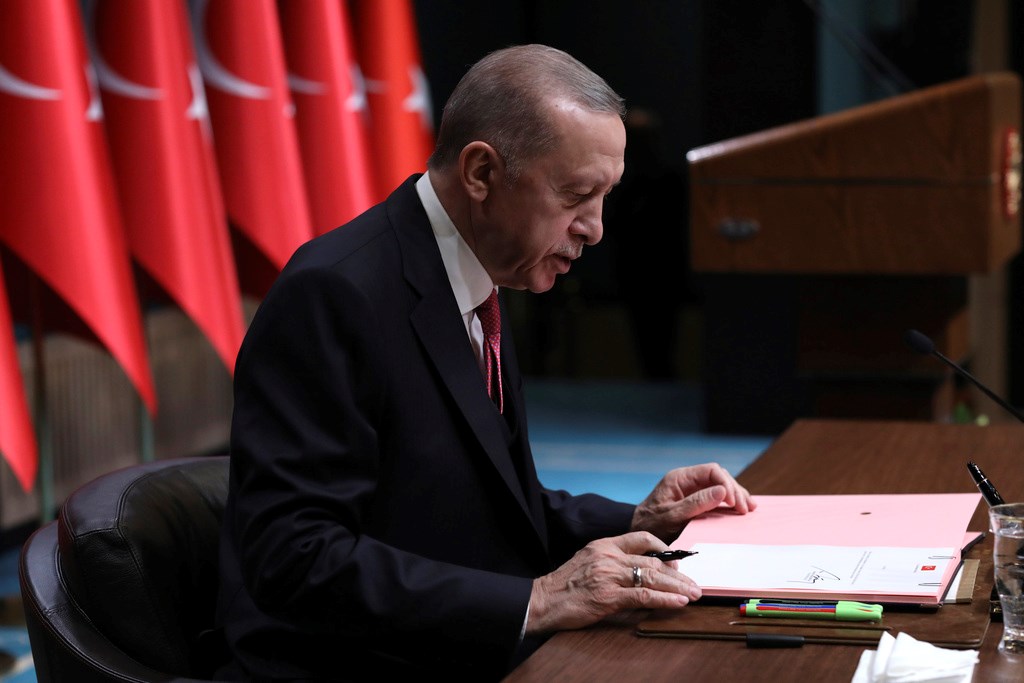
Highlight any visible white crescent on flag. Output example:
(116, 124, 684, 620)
(287, 71, 325, 96)
(0, 63, 60, 100)
(83, 0, 161, 100)
(190, 0, 269, 99)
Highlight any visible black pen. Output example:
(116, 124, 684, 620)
(644, 549, 698, 561)
(967, 461, 1006, 506)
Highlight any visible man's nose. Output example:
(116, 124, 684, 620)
(573, 203, 604, 246)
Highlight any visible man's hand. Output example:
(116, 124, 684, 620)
(631, 462, 756, 542)
(524, 532, 701, 635)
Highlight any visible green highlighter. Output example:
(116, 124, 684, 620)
(740, 599, 884, 621)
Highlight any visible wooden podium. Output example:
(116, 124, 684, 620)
(688, 72, 1022, 433)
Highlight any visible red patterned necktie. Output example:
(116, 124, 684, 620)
(476, 290, 503, 413)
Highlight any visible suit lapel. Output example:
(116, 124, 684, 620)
(498, 305, 549, 542)
(388, 179, 548, 549)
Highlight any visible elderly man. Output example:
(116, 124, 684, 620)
(216, 43, 755, 681)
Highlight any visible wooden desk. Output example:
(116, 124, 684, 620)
(504, 419, 1024, 682)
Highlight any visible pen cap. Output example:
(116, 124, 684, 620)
(835, 602, 883, 621)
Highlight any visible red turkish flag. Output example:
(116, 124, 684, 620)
(352, 0, 435, 200)
(279, 0, 375, 235)
(0, 0, 156, 413)
(190, 0, 313, 298)
(88, 0, 244, 374)
(0, 263, 36, 492)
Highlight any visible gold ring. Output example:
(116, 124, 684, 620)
(632, 565, 643, 588)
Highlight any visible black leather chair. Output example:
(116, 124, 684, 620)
(19, 455, 230, 682)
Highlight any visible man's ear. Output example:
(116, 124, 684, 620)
(459, 141, 501, 201)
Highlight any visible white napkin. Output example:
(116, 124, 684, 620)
(851, 631, 979, 683)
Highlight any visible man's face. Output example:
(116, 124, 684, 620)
(471, 102, 626, 293)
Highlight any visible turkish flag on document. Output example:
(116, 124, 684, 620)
(190, 0, 313, 298)
(0, 0, 156, 413)
(0, 263, 36, 492)
(88, 0, 244, 374)
(279, 0, 375, 236)
(352, 0, 435, 200)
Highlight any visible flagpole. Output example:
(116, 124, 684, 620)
(139, 321, 154, 463)
(29, 275, 54, 524)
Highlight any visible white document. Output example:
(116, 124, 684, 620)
(680, 542, 957, 602)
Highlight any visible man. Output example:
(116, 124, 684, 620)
(216, 44, 755, 681)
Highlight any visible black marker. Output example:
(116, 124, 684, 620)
(967, 461, 1006, 507)
(644, 549, 698, 562)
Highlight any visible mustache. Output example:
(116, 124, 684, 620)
(555, 242, 584, 260)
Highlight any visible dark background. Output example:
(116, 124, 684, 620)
(410, 0, 1024, 426)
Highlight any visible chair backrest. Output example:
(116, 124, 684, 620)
(20, 455, 229, 682)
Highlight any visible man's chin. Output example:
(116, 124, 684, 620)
(512, 264, 566, 293)
(524, 272, 561, 293)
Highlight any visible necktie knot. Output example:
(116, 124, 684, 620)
(477, 289, 501, 339)
(476, 290, 503, 412)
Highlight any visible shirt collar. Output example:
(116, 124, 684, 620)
(416, 172, 496, 314)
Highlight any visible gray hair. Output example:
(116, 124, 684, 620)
(427, 44, 625, 184)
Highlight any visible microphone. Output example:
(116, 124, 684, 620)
(903, 328, 1024, 424)
(907, 330, 1023, 580)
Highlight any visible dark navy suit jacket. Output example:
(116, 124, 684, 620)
(216, 175, 635, 681)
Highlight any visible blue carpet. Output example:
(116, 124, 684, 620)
(0, 547, 31, 683)
(2, 379, 774, 681)
(526, 378, 774, 503)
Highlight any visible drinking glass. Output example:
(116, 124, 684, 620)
(990, 503, 1024, 654)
